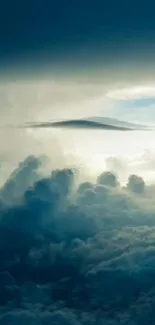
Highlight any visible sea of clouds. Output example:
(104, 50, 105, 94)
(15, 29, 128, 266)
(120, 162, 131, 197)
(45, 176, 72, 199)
(1, 79, 155, 323)
(1, 154, 155, 324)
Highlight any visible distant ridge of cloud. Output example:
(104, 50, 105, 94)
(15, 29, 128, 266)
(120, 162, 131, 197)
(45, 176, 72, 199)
(107, 85, 155, 100)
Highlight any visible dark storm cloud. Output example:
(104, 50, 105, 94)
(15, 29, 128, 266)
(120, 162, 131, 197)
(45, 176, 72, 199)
(1, 0, 155, 68)
(1, 158, 155, 323)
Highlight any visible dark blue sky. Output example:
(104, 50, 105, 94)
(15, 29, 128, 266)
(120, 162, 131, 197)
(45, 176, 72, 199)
(1, 0, 155, 70)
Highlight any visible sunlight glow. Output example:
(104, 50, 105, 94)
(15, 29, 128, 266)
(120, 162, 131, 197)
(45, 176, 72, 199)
(32, 128, 155, 182)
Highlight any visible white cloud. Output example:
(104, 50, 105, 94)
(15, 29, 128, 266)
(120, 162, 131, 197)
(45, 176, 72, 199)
(0, 78, 108, 183)
(106, 85, 155, 100)
(0, 79, 107, 125)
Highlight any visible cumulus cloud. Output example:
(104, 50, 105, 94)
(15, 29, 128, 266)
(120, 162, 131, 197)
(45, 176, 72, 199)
(1, 156, 155, 323)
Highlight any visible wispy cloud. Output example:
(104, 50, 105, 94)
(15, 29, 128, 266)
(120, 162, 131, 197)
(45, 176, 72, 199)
(106, 85, 155, 100)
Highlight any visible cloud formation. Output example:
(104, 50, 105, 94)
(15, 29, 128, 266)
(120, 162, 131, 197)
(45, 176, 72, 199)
(0, 80, 108, 125)
(106, 85, 155, 101)
(1, 158, 155, 323)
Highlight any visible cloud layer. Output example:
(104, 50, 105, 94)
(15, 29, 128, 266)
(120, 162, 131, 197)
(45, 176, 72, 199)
(106, 86, 155, 101)
(0, 156, 155, 323)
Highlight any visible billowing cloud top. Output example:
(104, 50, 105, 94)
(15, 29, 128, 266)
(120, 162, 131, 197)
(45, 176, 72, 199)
(1, 155, 155, 323)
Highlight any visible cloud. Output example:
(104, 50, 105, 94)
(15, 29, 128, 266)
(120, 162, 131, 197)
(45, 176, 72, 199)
(0, 155, 43, 204)
(0, 79, 108, 125)
(105, 85, 155, 124)
(0, 78, 111, 186)
(1, 156, 155, 323)
(106, 85, 155, 101)
(0, 310, 39, 325)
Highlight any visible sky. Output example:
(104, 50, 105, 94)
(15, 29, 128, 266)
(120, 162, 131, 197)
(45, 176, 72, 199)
(1, 1, 155, 178)
(2, 2, 155, 324)
(1, 0, 155, 122)
(1, 0, 155, 69)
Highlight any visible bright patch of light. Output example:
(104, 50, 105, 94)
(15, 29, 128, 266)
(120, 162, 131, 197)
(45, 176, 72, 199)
(32, 127, 155, 182)
(107, 85, 155, 100)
